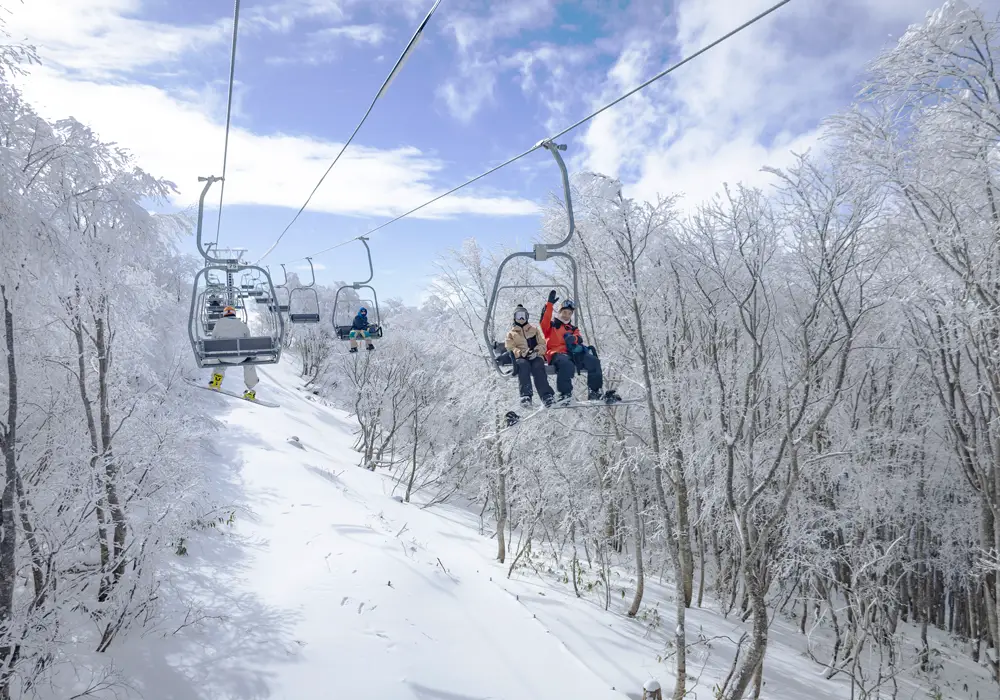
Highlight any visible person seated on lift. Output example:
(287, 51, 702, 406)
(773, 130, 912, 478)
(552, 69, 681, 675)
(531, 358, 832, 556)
(349, 306, 376, 353)
(540, 290, 620, 404)
(505, 304, 555, 408)
(207, 306, 260, 401)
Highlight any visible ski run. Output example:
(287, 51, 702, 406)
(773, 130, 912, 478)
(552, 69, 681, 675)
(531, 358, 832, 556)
(50, 361, 990, 700)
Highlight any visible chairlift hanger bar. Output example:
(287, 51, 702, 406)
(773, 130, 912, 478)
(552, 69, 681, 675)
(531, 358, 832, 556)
(275, 0, 794, 267)
(351, 237, 375, 287)
(214, 0, 242, 249)
(303, 257, 317, 288)
(253, 0, 443, 266)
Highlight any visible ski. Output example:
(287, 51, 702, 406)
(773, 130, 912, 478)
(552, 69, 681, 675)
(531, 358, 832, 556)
(184, 378, 280, 408)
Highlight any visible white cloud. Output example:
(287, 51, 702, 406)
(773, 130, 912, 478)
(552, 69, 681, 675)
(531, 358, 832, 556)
(299, 262, 327, 271)
(437, 60, 497, 123)
(314, 24, 386, 44)
(5, 0, 535, 222)
(2, 0, 229, 76)
(265, 23, 387, 65)
(573, 0, 1000, 209)
(246, 0, 427, 34)
(436, 0, 560, 121)
(16, 66, 537, 219)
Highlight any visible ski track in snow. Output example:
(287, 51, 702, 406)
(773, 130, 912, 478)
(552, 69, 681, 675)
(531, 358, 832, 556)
(95, 362, 992, 700)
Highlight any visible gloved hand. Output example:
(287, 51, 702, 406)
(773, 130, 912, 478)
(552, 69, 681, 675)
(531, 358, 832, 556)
(565, 332, 584, 353)
(548, 289, 559, 304)
(525, 349, 538, 361)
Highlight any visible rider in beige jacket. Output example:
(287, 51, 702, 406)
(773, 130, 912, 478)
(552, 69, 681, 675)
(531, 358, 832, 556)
(504, 304, 554, 407)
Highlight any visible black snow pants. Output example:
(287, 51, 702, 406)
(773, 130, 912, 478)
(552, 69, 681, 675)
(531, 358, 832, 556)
(551, 352, 602, 396)
(515, 356, 554, 400)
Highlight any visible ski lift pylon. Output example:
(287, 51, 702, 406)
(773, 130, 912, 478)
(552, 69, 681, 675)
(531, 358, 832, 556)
(188, 176, 285, 368)
(332, 236, 383, 341)
(482, 142, 588, 378)
(288, 257, 322, 324)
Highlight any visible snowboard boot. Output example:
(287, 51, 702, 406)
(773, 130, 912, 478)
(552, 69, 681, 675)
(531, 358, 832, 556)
(367, 344, 375, 351)
(520, 396, 532, 408)
(588, 389, 603, 402)
(349, 347, 358, 353)
(603, 389, 622, 404)
(243, 389, 256, 401)
(542, 393, 555, 408)
(504, 411, 520, 427)
(556, 393, 572, 406)
(208, 372, 223, 390)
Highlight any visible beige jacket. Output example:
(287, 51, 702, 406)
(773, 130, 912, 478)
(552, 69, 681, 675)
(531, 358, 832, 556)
(504, 322, 547, 359)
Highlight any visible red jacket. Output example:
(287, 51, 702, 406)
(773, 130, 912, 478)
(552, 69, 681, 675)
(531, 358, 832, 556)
(540, 301, 583, 361)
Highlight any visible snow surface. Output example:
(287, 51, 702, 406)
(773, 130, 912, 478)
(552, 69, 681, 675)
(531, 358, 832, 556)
(71, 360, 992, 700)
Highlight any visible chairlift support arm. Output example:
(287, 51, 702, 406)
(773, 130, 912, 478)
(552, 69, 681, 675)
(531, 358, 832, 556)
(351, 236, 375, 287)
(195, 176, 227, 265)
(303, 257, 317, 288)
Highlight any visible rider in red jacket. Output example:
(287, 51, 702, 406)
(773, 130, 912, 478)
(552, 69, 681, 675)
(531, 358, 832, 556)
(540, 289, 608, 403)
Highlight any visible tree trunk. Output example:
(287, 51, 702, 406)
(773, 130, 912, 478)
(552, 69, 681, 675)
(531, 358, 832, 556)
(71, 313, 112, 604)
(495, 429, 507, 564)
(0, 286, 20, 700)
(405, 398, 419, 502)
(625, 464, 644, 617)
(724, 560, 770, 700)
(95, 311, 128, 590)
(629, 296, 687, 698)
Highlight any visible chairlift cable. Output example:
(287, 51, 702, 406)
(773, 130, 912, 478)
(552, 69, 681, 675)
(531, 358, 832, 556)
(213, 0, 242, 248)
(254, 0, 443, 265)
(276, 0, 794, 267)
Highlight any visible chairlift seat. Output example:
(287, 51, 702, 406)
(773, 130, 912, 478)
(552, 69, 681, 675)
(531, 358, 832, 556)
(199, 336, 280, 365)
(335, 325, 383, 341)
(491, 341, 583, 376)
(289, 313, 321, 324)
(268, 304, 290, 313)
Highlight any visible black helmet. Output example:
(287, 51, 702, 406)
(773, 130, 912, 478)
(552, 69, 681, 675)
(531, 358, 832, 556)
(560, 299, 576, 311)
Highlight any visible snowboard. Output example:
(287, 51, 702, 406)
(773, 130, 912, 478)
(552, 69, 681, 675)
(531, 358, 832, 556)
(499, 396, 643, 432)
(184, 378, 280, 408)
(549, 398, 644, 409)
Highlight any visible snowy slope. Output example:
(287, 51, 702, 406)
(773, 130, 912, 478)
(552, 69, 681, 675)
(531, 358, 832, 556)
(115, 361, 630, 700)
(81, 359, 991, 700)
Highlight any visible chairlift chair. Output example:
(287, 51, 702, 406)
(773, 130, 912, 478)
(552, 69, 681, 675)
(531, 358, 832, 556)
(188, 176, 285, 368)
(288, 257, 322, 324)
(331, 237, 383, 341)
(266, 265, 291, 314)
(483, 142, 591, 379)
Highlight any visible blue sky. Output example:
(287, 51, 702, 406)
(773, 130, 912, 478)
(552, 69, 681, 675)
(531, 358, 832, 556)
(7, 0, 998, 301)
